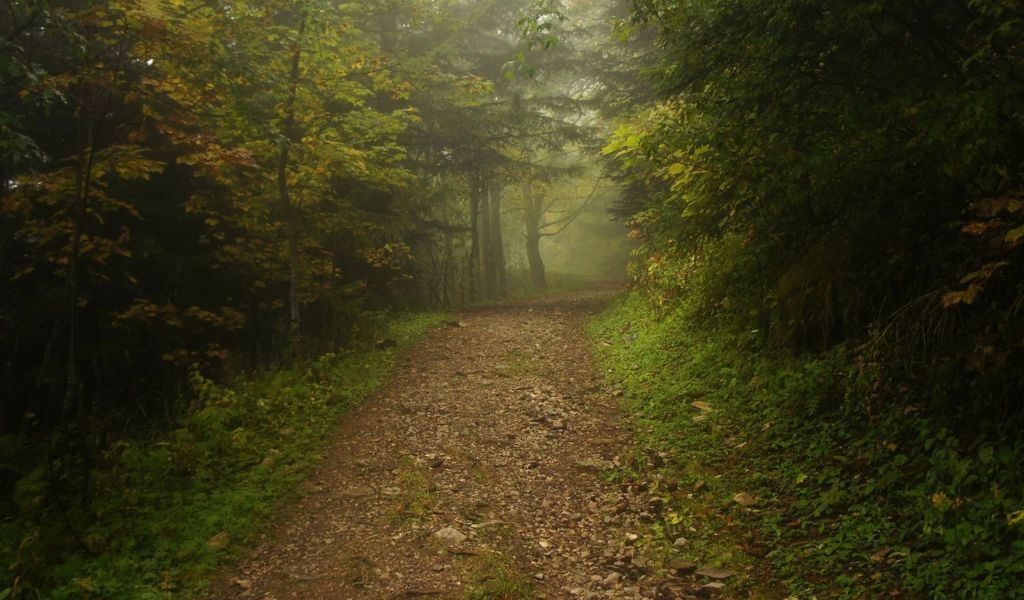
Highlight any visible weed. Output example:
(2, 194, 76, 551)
(336, 555, 375, 587)
(461, 553, 534, 600)
(390, 458, 437, 525)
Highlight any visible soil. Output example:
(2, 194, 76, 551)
(209, 286, 704, 600)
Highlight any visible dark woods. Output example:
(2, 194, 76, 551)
(3, 0, 1023, 597)
(603, 0, 1024, 596)
(0, 0, 621, 453)
(0, 3, 631, 589)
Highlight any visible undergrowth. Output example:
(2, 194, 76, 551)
(0, 312, 445, 600)
(588, 291, 1024, 600)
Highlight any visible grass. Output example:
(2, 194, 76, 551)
(461, 553, 535, 600)
(587, 291, 1024, 600)
(0, 311, 447, 600)
(390, 457, 437, 525)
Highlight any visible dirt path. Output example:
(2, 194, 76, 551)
(212, 286, 685, 600)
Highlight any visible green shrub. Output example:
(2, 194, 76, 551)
(589, 291, 1024, 599)
(0, 312, 444, 600)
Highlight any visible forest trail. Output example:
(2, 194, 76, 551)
(211, 284, 676, 600)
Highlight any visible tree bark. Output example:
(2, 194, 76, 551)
(521, 181, 546, 290)
(62, 101, 95, 425)
(490, 181, 507, 299)
(468, 175, 481, 302)
(278, 13, 307, 358)
(481, 177, 496, 300)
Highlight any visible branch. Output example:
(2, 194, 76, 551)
(537, 181, 607, 237)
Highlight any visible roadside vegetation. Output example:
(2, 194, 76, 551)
(1, 313, 444, 600)
(592, 2, 1024, 597)
(590, 291, 1024, 599)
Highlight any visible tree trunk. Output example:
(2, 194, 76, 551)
(481, 177, 496, 300)
(521, 181, 546, 290)
(278, 14, 307, 358)
(490, 181, 507, 299)
(468, 176, 481, 302)
(63, 95, 98, 425)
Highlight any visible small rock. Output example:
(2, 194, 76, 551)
(335, 486, 375, 499)
(232, 578, 251, 589)
(695, 582, 726, 597)
(551, 419, 567, 430)
(668, 559, 697, 573)
(673, 537, 691, 548)
(623, 586, 640, 595)
(433, 526, 467, 544)
(381, 487, 402, 497)
(207, 532, 229, 549)
(298, 480, 323, 493)
(732, 492, 757, 507)
(695, 567, 735, 580)
(604, 572, 621, 587)
(428, 458, 445, 469)
(693, 480, 707, 494)
(576, 458, 614, 473)
(533, 572, 545, 581)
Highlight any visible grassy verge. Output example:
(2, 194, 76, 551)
(1, 312, 446, 600)
(588, 291, 1024, 600)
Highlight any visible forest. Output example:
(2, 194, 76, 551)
(1, 0, 1022, 599)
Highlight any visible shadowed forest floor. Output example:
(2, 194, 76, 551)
(208, 285, 720, 600)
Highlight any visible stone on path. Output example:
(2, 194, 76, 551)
(433, 526, 467, 544)
(335, 486, 375, 499)
(576, 458, 613, 473)
(696, 582, 727, 597)
(668, 558, 697, 573)
(695, 566, 735, 580)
